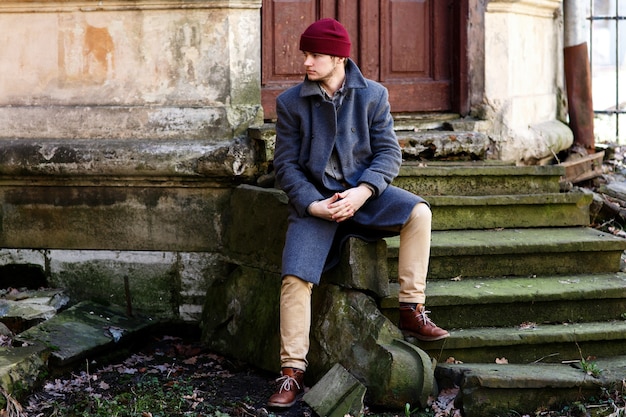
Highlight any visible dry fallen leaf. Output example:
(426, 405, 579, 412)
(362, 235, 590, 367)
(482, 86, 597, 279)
(183, 356, 198, 365)
(116, 366, 138, 375)
(431, 387, 462, 417)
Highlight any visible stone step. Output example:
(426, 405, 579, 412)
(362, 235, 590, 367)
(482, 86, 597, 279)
(393, 162, 564, 197)
(381, 273, 626, 328)
(413, 320, 626, 366)
(392, 112, 463, 131)
(429, 191, 592, 230)
(435, 355, 626, 416)
(385, 227, 626, 279)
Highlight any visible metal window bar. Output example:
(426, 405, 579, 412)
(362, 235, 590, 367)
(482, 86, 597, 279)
(588, 0, 625, 142)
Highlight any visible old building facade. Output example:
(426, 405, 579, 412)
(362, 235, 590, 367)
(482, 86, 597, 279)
(0, 0, 575, 320)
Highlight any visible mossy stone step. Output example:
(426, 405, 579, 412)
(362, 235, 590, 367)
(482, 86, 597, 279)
(435, 355, 626, 416)
(394, 163, 564, 197)
(381, 273, 626, 328)
(386, 227, 626, 279)
(17, 301, 156, 368)
(414, 320, 626, 365)
(428, 192, 592, 230)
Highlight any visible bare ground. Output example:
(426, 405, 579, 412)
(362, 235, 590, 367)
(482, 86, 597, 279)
(19, 329, 468, 417)
(19, 330, 625, 417)
(21, 332, 318, 417)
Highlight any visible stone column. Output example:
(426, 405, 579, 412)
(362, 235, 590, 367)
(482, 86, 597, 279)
(484, 0, 574, 163)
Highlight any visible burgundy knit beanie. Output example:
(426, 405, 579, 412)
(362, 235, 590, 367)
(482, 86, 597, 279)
(299, 18, 351, 57)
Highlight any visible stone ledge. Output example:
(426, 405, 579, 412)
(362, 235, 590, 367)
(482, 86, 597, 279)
(0, 138, 257, 184)
(0, 0, 262, 13)
(0, 105, 263, 143)
(487, 0, 561, 17)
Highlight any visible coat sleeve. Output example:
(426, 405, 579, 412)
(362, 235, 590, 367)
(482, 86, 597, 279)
(356, 85, 402, 197)
(274, 94, 326, 217)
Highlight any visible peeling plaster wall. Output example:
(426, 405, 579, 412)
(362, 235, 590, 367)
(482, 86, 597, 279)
(0, 1, 262, 140)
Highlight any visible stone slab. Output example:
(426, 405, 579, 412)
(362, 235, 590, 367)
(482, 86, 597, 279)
(428, 192, 591, 230)
(426, 227, 626, 256)
(16, 301, 156, 367)
(324, 237, 390, 298)
(394, 163, 564, 196)
(0, 289, 69, 322)
(424, 273, 626, 305)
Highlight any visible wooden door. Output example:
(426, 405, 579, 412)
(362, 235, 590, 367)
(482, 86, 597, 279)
(261, 0, 463, 119)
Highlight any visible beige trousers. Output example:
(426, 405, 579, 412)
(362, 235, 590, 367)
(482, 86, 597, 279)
(280, 202, 432, 370)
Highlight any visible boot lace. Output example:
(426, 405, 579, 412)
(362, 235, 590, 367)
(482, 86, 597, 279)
(275, 374, 301, 393)
(417, 308, 436, 327)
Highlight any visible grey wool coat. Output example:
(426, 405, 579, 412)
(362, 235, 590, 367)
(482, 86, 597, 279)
(274, 59, 427, 285)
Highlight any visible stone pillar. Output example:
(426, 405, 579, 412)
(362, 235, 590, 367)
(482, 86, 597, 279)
(484, 0, 574, 163)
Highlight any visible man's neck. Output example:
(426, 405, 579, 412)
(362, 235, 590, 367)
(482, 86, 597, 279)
(319, 60, 346, 96)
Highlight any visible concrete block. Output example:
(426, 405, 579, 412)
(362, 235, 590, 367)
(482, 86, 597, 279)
(223, 185, 288, 273)
(48, 250, 180, 319)
(303, 363, 366, 417)
(325, 237, 390, 298)
(0, 342, 49, 403)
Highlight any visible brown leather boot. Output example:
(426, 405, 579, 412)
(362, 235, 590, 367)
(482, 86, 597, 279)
(399, 303, 450, 341)
(267, 367, 305, 408)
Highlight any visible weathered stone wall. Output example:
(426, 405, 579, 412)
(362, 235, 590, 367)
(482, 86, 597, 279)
(0, 0, 262, 322)
(0, 137, 257, 321)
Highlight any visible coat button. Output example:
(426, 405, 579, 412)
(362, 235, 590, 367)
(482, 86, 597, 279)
(351, 127, 356, 132)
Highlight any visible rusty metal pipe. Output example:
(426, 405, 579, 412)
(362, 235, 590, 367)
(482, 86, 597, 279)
(563, 0, 595, 151)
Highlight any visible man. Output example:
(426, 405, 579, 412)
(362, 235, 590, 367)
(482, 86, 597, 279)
(268, 18, 449, 409)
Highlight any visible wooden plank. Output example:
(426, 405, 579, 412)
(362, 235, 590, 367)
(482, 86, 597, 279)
(559, 151, 604, 183)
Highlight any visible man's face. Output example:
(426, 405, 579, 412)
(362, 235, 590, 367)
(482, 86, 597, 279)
(302, 52, 343, 82)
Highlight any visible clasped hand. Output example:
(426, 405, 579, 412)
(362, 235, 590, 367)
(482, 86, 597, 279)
(309, 184, 373, 222)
